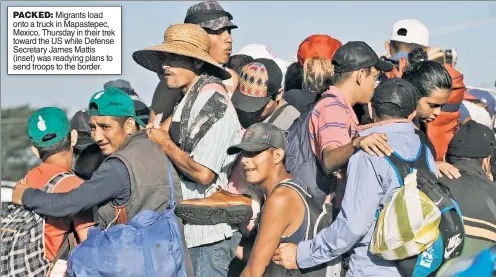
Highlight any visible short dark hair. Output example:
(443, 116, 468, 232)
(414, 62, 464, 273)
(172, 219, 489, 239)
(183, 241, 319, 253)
(284, 62, 303, 91)
(389, 40, 425, 54)
(333, 67, 371, 85)
(227, 54, 254, 76)
(36, 132, 71, 161)
(372, 79, 418, 119)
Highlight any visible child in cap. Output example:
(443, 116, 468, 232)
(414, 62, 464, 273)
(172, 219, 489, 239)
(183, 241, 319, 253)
(24, 107, 94, 271)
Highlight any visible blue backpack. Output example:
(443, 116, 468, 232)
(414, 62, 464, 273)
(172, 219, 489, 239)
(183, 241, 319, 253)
(66, 160, 186, 277)
(285, 94, 338, 206)
(383, 144, 465, 277)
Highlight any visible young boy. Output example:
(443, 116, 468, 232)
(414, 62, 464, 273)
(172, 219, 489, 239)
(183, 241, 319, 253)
(24, 107, 94, 273)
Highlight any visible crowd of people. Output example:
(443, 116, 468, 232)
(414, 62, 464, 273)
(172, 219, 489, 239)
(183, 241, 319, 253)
(2, 1, 495, 277)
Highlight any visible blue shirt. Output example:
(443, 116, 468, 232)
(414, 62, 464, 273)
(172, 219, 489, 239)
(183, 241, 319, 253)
(392, 51, 409, 62)
(296, 122, 437, 277)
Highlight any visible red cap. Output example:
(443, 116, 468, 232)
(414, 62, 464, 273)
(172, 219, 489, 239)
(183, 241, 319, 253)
(297, 34, 342, 66)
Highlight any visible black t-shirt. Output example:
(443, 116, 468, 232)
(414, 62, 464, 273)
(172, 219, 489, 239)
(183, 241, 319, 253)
(151, 80, 183, 123)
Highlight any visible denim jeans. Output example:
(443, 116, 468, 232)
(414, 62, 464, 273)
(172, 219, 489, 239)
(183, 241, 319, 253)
(189, 231, 242, 277)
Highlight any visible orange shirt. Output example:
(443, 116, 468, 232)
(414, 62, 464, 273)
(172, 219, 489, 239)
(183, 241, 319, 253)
(25, 162, 94, 261)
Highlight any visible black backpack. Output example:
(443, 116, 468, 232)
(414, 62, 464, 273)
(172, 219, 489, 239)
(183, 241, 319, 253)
(284, 94, 337, 207)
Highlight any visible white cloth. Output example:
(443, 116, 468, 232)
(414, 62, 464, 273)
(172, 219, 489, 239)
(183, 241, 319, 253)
(463, 100, 492, 128)
(49, 259, 67, 277)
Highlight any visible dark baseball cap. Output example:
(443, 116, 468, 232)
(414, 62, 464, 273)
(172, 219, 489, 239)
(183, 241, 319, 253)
(372, 78, 419, 118)
(184, 1, 237, 31)
(70, 109, 95, 152)
(231, 61, 282, 113)
(227, 123, 287, 155)
(332, 41, 393, 73)
(447, 120, 492, 158)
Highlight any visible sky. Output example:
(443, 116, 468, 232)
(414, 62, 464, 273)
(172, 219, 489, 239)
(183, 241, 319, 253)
(1, 1, 496, 117)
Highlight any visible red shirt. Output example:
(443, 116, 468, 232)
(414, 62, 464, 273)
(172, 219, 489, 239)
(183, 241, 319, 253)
(25, 163, 94, 261)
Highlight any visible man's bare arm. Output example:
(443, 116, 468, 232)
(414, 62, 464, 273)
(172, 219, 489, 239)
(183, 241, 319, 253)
(147, 127, 215, 186)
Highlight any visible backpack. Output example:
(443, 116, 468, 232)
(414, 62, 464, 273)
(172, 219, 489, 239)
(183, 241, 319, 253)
(1, 172, 75, 277)
(284, 94, 337, 207)
(373, 144, 465, 277)
(65, 159, 187, 277)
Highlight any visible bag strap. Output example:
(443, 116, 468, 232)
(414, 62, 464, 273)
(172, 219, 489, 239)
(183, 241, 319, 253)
(40, 172, 74, 193)
(267, 103, 289, 124)
(42, 172, 75, 273)
(48, 228, 76, 273)
(167, 158, 176, 209)
(384, 143, 425, 187)
(376, 144, 425, 219)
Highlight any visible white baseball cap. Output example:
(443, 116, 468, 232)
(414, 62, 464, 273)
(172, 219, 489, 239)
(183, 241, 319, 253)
(390, 19, 430, 47)
(237, 44, 291, 85)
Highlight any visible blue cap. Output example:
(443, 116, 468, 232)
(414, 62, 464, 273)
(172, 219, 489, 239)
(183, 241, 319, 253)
(467, 89, 495, 117)
(459, 103, 470, 123)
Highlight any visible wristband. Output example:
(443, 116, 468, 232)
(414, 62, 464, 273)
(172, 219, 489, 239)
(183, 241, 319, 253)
(352, 133, 361, 149)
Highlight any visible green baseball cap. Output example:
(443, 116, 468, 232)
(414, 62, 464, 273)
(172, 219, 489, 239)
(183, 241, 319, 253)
(87, 87, 146, 127)
(28, 107, 70, 148)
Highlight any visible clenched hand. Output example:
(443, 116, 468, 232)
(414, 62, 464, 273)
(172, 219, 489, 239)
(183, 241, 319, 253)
(146, 123, 171, 146)
(272, 243, 299, 270)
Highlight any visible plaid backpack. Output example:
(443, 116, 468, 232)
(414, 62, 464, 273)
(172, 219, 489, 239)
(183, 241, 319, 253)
(1, 172, 74, 277)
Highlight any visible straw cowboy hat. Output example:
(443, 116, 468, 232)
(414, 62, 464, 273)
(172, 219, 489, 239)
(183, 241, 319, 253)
(133, 23, 231, 80)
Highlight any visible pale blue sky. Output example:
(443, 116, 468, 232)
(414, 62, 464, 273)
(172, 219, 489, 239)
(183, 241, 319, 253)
(1, 1, 495, 117)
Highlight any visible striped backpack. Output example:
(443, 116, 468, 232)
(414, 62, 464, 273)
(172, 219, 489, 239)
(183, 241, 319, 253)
(0, 172, 74, 277)
(370, 144, 465, 277)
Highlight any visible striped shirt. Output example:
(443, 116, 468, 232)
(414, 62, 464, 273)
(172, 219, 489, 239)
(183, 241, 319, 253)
(308, 86, 358, 207)
(171, 78, 243, 248)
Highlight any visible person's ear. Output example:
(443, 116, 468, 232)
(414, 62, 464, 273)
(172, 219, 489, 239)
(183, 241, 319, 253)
(125, 118, 136, 135)
(482, 156, 493, 181)
(31, 146, 40, 159)
(408, 110, 417, 122)
(70, 129, 78, 147)
(273, 148, 285, 165)
(275, 88, 284, 102)
(385, 41, 392, 57)
(356, 70, 364, 85)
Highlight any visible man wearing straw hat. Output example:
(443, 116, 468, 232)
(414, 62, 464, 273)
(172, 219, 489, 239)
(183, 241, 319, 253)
(133, 23, 244, 277)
